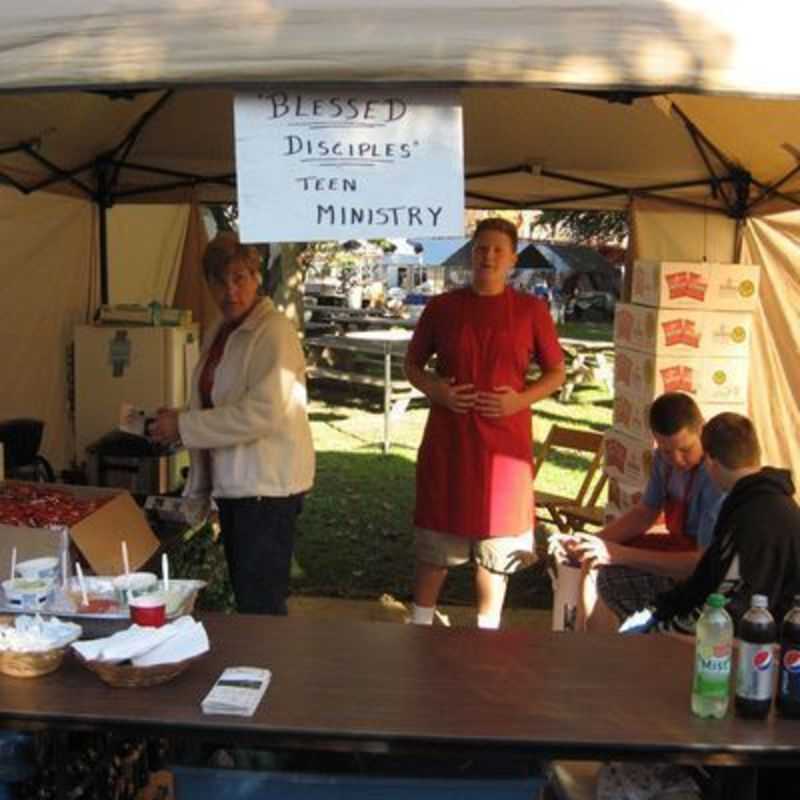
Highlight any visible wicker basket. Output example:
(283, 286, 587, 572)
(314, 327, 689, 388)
(0, 646, 68, 678)
(74, 651, 205, 688)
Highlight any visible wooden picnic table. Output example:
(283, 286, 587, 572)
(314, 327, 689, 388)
(305, 330, 420, 454)
(310, 307, 417, 332)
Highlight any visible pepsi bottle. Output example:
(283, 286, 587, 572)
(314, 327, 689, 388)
(777, 595, 800, 718)
(734, 595, 776, 719)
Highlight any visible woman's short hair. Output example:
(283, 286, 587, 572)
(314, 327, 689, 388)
(702, 413, 761, 469)
(648, 392, 703, 436)
(473, 217, 518, 251)
(202, 231, 263, 284)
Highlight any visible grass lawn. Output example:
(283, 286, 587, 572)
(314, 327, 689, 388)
(174, 321, 614, 612)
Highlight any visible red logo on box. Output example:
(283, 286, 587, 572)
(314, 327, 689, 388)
(661, 319, 701, 349)
(605, 440, 628, 473)
(665, 271, 689, 299)
(664, 271, 708, 301)
(616, 353, 633, 385)
(615, 397, 632, 425)
(660, 365, 695, 393)
(686, 272, 708, 301)
(617, 310, 634, 341)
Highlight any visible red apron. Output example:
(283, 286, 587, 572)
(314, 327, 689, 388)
(628, 465, 698, 552)
(414, 289, 534, 538)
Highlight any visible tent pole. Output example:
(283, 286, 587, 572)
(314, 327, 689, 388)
(98, 200, 109, 306)
(96, 161, 111, 306)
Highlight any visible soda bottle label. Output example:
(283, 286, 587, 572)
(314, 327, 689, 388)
(736, 643, 775, 701)
(779, 648, 800, 702)
(694, 643, 732, 697)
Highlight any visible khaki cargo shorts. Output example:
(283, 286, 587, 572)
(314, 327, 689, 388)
(415, 528, 534, 575)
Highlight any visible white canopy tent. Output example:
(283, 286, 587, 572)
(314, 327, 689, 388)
(0, 0, 798, 479)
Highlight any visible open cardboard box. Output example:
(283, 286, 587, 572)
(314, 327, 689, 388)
(0, 480, 160, 577)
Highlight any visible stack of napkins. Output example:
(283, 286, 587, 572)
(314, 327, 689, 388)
(72, 616, 209, 667)
(201, 666, 271, 717)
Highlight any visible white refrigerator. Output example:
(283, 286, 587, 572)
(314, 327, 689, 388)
(74, 324, 200, 467)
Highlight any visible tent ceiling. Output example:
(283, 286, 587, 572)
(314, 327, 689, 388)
(2, 87, 798, 216)
(2, 2, 800, 98)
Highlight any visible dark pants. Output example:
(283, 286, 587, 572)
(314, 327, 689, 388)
(216, 495, 303, 616)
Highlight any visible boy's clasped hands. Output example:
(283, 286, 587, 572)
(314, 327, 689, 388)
(547, 531, 620, 568)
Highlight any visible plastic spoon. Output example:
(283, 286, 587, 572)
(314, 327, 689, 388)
(9, 548, 16, 582)
(121, 541, 132, 606)
(75, 562, 89, 607)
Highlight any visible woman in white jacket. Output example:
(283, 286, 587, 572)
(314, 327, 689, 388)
(150, 232, 314, 615)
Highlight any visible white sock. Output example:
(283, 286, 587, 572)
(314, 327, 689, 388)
(411, 604, 435, 625)
(477, 612, 502, 630)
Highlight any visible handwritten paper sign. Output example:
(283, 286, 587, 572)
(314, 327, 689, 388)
(234, 88, 464, 242)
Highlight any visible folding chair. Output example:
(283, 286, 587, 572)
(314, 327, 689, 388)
(533, 425, 606, 533)
(555, 471, 608, 533)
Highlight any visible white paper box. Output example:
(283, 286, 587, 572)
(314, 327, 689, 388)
(614, 303, 752, 357)
(613, 388, 748, 439)
(614, 346, 749, 404)
(602, 426, 654, 484)
(632, 261, 760, 311)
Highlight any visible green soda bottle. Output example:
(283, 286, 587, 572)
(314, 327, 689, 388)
(691, 593, 734, 718)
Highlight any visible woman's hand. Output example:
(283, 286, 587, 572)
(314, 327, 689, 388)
(148, 408, 181, 445)
(474, 386, 524, 417)
(430, 378, 477, 413)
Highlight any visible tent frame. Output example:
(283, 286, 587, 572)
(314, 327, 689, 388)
(3, 88, 800, 302)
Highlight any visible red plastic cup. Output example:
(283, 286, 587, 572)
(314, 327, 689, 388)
(129, 594, 166, 627)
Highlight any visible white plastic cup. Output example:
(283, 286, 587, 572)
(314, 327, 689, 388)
(549, 562, 583, 632)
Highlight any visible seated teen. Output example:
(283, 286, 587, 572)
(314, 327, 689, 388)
(626, 412, 800, 634)
(572, 393, 724, 631)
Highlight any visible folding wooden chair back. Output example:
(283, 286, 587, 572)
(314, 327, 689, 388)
(533, 425, 606, 533)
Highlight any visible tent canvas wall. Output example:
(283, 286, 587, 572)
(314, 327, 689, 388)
(0, 1, 798, 480)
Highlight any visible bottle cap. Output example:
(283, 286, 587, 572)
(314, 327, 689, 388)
(752, 594, 768, 608)
(707, 593, 726, 608)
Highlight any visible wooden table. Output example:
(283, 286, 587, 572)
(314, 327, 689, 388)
(305, 330, 419, 453)
(310, 308, 417, 332)
(0, 616, 797, 798)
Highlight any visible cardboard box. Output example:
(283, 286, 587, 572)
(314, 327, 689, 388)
(632, 261, 760, 311)
(0, 481, 160, 577)
(602, 426, 654, 484)
(608, 478, 645, 514)
(614, 303, 752, 357)
(614, 346, 749, 404)
(613, 388, 748, 439)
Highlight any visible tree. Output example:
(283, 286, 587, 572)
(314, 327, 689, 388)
(535, 210, 629, 245)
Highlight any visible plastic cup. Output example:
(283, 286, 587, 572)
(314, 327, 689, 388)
(15, 557, 59, 581)
(549, 562, 583, 632)
(129, 594, 166, 627)
(112, 572, 158, 605)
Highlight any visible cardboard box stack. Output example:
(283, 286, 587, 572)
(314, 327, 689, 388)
(605, 260, 759, 522)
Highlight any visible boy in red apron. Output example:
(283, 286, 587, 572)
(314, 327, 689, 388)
(405, 218, 565, 629)
(572, 392, 724, 631)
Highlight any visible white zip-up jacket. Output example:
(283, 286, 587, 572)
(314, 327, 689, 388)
(179, 298, 315, 499)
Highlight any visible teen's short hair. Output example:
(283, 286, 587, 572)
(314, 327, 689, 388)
(648, 392, 704, 436)
(473, 217, 518, 251)
(702, 413, 761, 470)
